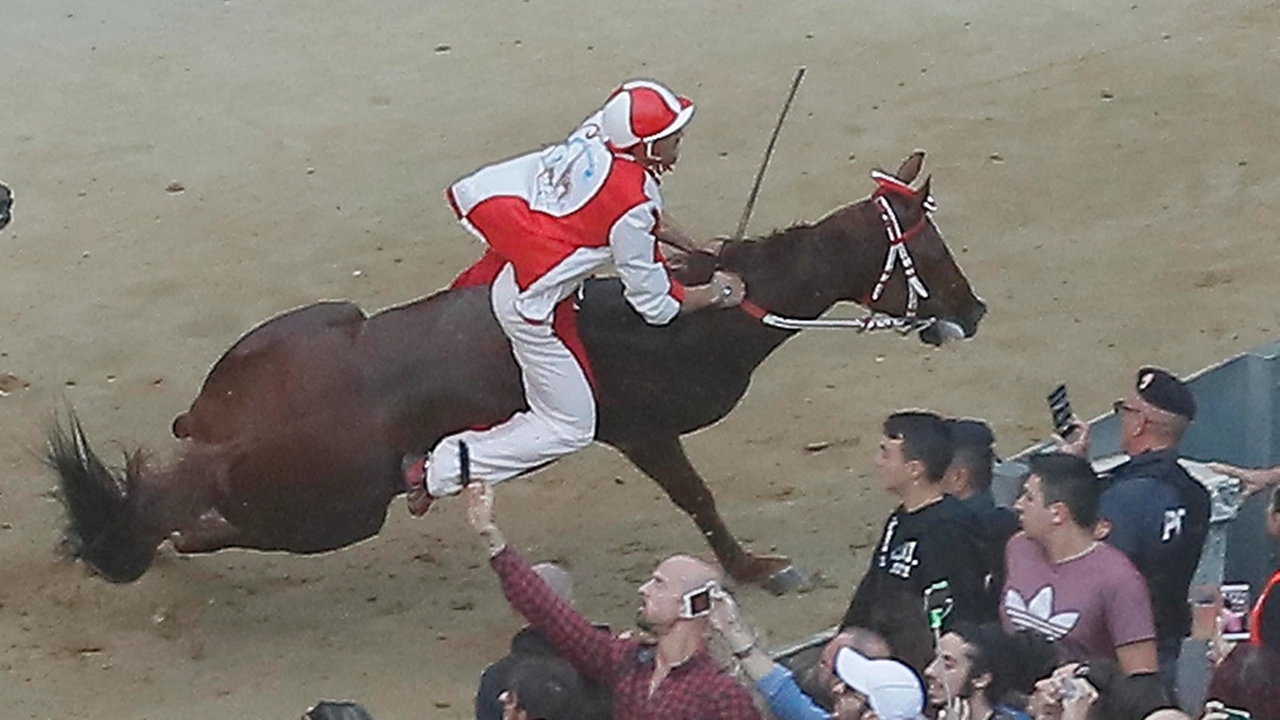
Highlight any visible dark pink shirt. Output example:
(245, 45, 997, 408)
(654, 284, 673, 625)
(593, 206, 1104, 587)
(1001, 532, 1155, 662)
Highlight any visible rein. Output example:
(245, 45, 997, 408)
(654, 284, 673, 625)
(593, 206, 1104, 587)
(735, 169, 940, 334)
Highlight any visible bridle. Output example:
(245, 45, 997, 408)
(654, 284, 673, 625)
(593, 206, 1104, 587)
(736, 169, 941, 334)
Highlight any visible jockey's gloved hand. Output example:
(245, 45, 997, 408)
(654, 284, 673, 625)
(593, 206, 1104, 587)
(711, 270, 747, 308)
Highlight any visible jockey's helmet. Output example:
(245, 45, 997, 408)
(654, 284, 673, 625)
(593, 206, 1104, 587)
(600, 80, 695, 151)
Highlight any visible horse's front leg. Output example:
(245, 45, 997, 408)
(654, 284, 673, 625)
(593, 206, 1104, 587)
(613, 436, 810, 594)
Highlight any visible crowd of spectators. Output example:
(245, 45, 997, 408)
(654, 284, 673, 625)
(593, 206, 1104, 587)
(451, 365, 1279, 720)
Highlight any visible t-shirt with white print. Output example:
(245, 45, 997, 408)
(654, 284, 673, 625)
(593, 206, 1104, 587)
(1000, 532, 1155, 663)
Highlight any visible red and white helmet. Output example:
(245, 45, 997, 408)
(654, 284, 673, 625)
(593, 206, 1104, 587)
(600, 79, 696, 150)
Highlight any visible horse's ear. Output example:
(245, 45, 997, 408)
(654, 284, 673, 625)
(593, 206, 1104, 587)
(895, 150, 927, 184)
(912, 174, 932, 199)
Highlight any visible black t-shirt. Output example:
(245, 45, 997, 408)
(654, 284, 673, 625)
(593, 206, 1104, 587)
(959, 490, 1022, 604)
(1099, 448, 1211, 644)
(842, 494, 996, 630)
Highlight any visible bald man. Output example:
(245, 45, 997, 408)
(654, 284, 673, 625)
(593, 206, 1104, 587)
(465, 482, 761, 720)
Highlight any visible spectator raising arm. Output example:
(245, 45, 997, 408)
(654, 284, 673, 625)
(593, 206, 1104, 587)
(464, 481, 762, 720)
(1208, 462, 1280, 496)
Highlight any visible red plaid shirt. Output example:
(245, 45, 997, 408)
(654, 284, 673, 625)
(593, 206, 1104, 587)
(491, 547, 762, 720)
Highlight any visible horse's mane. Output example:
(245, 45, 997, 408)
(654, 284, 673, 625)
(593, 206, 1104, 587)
(725, 222, 817, 274)
(722, 199, 863, 283)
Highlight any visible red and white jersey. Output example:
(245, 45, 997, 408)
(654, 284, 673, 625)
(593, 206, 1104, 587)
(446, 112, 686, 324)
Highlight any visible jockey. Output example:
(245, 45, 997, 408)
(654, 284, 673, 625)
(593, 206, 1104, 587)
(403, 79, 747, 515)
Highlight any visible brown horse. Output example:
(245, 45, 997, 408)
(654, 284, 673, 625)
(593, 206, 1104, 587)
(47, 151, 986, 590)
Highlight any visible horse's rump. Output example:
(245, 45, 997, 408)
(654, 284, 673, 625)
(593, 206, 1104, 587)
(173, 301, 369, 444)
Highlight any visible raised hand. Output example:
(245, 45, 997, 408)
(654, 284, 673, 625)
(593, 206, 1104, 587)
(1054, 421, 1091, 458)
(708, 589, 753, 653)
(1207, 462, 1280, 495)
(1060, 677, 1100, 720)
(939, 696, 972, 720)
(464, 481, 497, 534)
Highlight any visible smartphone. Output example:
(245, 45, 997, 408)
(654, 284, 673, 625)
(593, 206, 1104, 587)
(680, 582, 717, 619)
(1057, 664, 1091, 702)
(1220, 583, 1252, 641)
(1047, 384, 1077, 438)
(923, 579, 954, 631)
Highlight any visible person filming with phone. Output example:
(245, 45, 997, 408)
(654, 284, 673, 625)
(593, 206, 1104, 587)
(463, 477, 762, 720)
(1054, 368, 1210, 686)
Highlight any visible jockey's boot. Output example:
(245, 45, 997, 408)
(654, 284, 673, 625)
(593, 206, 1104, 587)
(401, 453, 435, 516)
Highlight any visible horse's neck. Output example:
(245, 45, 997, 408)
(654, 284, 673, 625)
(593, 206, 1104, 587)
(727, 201, 884, 320)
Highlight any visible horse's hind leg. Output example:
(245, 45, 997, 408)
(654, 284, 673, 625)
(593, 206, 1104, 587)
(171, 510, 249, 553)
(613, 436, 812, 594)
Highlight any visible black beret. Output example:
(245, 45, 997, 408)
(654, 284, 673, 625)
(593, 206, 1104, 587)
(1136, 366, 1196, 420)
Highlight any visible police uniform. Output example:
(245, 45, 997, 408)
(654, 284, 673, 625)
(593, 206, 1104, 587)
(1098, 367, 1211, 682)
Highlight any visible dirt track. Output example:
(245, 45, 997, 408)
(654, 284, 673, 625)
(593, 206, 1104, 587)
(2, 1, 1278, 717)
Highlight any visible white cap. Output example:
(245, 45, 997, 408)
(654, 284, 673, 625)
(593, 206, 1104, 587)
(835, 647, 926, 720)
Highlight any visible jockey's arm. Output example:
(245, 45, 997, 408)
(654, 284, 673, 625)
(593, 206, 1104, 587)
(657, 216, 734, 261)
(655, 215, 722, 255)
(660, 215, 743, 311)
(611, 205, 746, 324)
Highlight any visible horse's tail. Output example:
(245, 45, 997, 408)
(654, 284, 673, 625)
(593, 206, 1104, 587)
(46, 410, 156, 582)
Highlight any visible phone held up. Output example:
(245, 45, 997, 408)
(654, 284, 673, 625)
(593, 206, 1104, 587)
(924, 579, 954, 632)
(1057, 664, 1091, 702)
(680, 582, 719, 619)
(1047, 384, 1079, 439)
(1219, 583, 1252, 641)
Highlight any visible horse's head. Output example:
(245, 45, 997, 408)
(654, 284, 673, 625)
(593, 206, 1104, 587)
(665, 151, 984, 345)
(851, 151, 986, 345)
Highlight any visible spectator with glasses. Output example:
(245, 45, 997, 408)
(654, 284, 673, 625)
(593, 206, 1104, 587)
(1058, 368, 1210, 685)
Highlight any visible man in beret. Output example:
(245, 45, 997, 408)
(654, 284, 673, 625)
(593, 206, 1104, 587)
(1059, 366, 1211, 687)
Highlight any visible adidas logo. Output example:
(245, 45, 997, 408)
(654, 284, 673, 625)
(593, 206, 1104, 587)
(1003, 586, 1080, 640)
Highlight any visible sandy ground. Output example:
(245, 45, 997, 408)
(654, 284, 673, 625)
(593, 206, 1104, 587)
(2, 0, 1278, 717)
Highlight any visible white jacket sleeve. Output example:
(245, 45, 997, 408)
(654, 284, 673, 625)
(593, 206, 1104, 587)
(608, 200, 685, 325)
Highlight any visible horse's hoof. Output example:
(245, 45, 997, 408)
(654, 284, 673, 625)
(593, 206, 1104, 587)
(761, 565, 819, 596)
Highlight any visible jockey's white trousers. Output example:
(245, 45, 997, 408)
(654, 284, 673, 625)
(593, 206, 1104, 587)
(425, 263, 596, 497)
